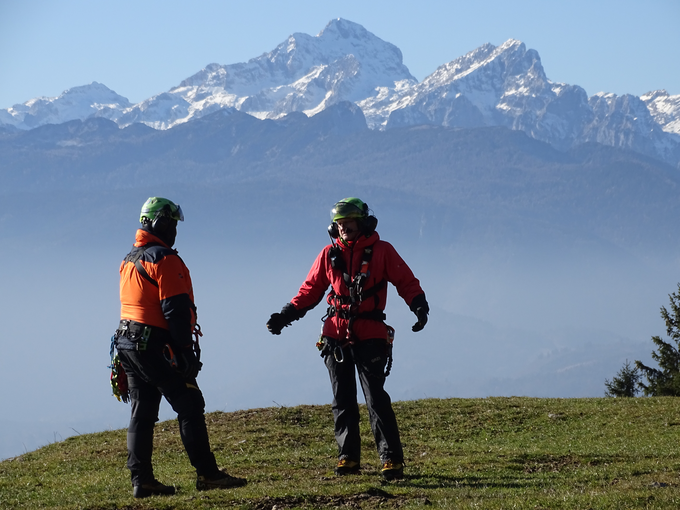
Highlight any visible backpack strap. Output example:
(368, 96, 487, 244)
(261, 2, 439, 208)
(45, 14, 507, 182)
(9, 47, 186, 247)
(124, 244, 160, 288)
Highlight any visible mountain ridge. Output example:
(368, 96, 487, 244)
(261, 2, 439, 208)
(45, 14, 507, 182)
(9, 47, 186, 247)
(2, 102, 678, 258)
(2, 19, 679, 167)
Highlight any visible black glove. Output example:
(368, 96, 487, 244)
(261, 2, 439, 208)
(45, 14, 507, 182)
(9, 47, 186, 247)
(266, 313, 288, 335)
(267, 303, 304, 335)
(410, 293, 429, 332)
(178, 348, 202, 379)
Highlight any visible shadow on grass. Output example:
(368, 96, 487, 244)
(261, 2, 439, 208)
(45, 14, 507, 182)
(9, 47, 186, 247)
(403, 473, 529, 490)
(239, 487, 419, 510)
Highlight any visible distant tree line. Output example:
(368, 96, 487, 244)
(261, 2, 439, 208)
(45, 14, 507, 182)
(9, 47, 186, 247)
(605, 283, 680, 397)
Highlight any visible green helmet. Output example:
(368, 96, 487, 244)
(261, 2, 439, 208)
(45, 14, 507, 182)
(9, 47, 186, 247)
(139, 197, 184, 224)
(330, 197, 368, 222)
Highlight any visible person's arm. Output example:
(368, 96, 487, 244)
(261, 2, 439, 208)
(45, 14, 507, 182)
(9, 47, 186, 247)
(267, 247, 331, 334)
(155, 255, 202, 377)
(383, 242, 429, 332)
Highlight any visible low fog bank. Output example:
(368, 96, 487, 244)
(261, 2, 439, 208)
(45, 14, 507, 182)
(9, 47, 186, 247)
(0, 184, 675, 460)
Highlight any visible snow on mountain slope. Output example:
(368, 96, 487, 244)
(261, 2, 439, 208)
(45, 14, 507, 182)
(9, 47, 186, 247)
(378, 39, 679, 164)
(2, 82, 131, 130)
(642, 90, 680, 135)
(382, 40, 595, 146)
(586, 93, 667, 154)
(116, 18, 416, 128)
(0, 20, 678, 166)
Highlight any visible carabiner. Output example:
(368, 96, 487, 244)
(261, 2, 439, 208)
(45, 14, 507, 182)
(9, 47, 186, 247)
(163, 344, 178, 369)
(333, 344, 345, 363)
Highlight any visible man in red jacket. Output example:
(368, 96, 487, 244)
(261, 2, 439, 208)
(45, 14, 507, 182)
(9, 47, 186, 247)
(267, 197, 429, 480)
(116, 197, 246, 498)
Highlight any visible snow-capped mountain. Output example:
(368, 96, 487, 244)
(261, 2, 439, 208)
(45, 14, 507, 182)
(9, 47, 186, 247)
(585, 92, 678, 165)
(641, 90, 680, 135)
(1, 19, 679, 167)
(376, 40, 594, 139)
(0, 82, 131, 130)
(377, 39, 680, 165)
(99, 18, 415, 130)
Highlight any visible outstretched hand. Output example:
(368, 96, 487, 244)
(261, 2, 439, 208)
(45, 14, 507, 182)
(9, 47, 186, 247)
(267, 313, 287, 335)
(412, 306, 428, 332)
(267, 303, 304, 335)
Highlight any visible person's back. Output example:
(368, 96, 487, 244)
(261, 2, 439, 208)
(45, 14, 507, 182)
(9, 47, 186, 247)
(113, 197, 247, 498)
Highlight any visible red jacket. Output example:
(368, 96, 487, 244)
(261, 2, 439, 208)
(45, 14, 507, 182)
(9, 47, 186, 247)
(120, 229, 196, 347)
(291, 231, 424, 342)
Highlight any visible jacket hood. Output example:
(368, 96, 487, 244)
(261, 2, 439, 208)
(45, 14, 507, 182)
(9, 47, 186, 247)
(133, 228, 170, 248)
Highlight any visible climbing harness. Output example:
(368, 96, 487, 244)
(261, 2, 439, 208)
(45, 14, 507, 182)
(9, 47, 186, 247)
(325, 242, 386, 343)
(110, 242, 204, 400)
(116, 319, 152, 351)
(320, 241, 394, 376)
(316, 335, 345, 362)
(123, 243, 202, 364)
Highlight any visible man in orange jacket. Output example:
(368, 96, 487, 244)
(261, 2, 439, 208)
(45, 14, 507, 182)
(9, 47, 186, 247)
(116, 197, 246, 498)
(267, 198, 429, 480)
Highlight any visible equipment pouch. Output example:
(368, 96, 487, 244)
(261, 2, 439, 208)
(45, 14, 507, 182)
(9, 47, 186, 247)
(109, 335, 129, 403)
(116, 320, 152, 351)
(316, 335, 344, 362)
(386, 325, 395, 344)
(316, 334, 326, 352)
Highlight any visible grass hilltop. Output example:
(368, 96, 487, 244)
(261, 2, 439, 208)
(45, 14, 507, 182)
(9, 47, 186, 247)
(2, 397, 680, 509)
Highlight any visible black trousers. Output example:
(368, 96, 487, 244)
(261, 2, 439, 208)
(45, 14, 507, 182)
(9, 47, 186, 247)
(324, 338, 403, 464)
(117, 343, 219, 485)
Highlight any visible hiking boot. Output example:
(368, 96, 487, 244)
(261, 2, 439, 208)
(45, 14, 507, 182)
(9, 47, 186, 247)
(196, 469, 247, 491)
(132, 479, 175, 498)
(334, 458, 360, 476)
(381, 461, 404, 480)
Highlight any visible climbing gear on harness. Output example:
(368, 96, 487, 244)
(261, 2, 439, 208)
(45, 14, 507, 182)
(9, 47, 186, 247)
(384, 325, 395, 377)
(323, 237, 398, 377)
(116, 319, 153, 351)
(109, 335, 129, 403)
(178, 325, 203, 379)
(162, 324, 202, 377)
(317, 333, 394, 377)
(317, 335, 345, 362)
(325, 242, 387, 344)
(192, 323, 203, 361)
(163, 344, 178, 369)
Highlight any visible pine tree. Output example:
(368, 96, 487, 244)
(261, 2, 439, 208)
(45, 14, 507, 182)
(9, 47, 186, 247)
(604, 360, 640, 397)
(633, 284, 680, 396)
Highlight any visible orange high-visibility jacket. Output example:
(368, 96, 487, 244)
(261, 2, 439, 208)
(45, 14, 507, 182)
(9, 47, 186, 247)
(120, 229, 196, 347)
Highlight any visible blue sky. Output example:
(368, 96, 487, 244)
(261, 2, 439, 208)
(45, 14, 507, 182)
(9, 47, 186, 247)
(1, 0, 678, 109)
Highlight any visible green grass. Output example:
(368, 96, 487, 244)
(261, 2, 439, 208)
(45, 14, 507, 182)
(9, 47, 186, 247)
(3, 397, 680, 508)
